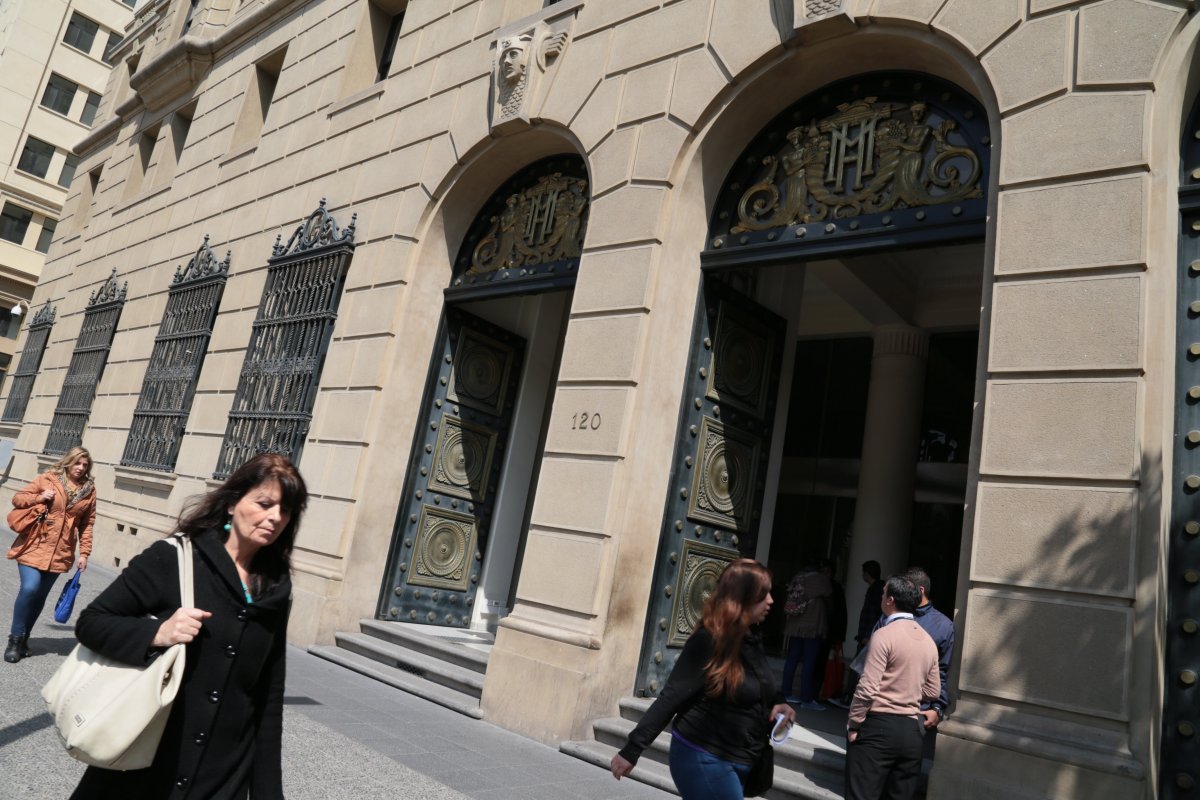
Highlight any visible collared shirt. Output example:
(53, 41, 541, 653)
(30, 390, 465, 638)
(883, 612, 914, 624)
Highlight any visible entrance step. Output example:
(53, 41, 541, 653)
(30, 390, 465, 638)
(308, 620, 493, 720)
(560, 697, 846, 800)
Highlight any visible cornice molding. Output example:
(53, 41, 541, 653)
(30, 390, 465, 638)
(88, 0, 309, 148)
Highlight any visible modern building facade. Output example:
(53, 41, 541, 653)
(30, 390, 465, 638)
(3, 0, 1200, 797)
(0, 0, 136, 390)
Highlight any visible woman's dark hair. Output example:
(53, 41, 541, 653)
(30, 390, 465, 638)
(177, 453, 307, 590)
(700, 558, 772, 699)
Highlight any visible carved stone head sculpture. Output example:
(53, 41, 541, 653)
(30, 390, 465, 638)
(499, 35, 531, 85)
(489, 10, 575, 135)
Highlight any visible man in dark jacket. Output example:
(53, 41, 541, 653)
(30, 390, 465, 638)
(903, 567, 954, 728)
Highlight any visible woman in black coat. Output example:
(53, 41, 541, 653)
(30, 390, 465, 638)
(70, 453, 307, 800)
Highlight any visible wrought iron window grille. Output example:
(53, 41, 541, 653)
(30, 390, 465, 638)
(1, 302, 57, 423)
(122, 236, 231, 471)
(213, 199, 356, 479)
(44, 270, 127, 455)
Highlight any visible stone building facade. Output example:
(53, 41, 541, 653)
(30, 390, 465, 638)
(0, 0, 135, 391)
(4, 0, 1200, 797)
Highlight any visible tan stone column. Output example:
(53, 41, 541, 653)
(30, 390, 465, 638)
(844, 324, 929, 638)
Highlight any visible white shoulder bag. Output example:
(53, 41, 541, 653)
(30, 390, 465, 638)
(41, 534, 193, 770)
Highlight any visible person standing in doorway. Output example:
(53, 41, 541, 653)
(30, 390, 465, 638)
(903, 567, 953, 731)
(780, 557, 833, 710)
(830, 559, 883, 709)
(845, 575, 939, 800)
(816, 557, 847, 699)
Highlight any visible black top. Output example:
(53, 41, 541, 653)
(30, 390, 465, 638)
(618, 627, 782, 767)
(856, 580, 884, 645)
(70, 529, 290, 800)
(828, 579, 848, 643)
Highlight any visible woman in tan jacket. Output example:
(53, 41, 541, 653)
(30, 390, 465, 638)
(5, 446, 96, 663)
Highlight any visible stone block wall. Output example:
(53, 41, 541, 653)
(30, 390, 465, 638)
(4, 1, 1198, 795)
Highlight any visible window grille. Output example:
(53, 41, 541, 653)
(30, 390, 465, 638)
(44, 270, 127, 455)
(213, 200, 355, 478)
(123, 236, 229, 471)
(1, 303, 56, 423)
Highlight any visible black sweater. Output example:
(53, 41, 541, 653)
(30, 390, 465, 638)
(618, 627, 782, 767)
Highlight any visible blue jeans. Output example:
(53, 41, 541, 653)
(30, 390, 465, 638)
(781, 635, 824, 702)
(10, 563, 60, 637)
(668, 733, 751, 800)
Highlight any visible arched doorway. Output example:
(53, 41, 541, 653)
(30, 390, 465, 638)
(636, 71, 991, 694)
(378, 154, 589, 631)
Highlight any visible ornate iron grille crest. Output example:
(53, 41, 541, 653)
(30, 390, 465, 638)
(1, 301, 57, 423)
(214, 201, 355, 479)
(123, 236, 230, 471)
(469, 172, 587, 274)
(44, 269, 127, 455)
(731, 98, 981, 233)
(707, 74, 990, 257)
(450, 155, 589, 297)
(272, 197, 356, 257)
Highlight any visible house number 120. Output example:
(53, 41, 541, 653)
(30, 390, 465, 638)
(571, 412, 602, 431)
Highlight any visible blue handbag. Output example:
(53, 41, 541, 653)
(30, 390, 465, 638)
(53, 569, 82, 624)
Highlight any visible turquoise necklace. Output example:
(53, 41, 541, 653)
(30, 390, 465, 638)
(240, 579, 253, 605)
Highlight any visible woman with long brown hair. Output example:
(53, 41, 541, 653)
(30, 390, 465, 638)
(70, 453, 306, 799)
(5, 446, 96, 663)
(610, 559, 795, 798)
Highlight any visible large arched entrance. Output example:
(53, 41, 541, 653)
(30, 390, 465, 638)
(636, 71, 991, 695)
(377, 155, 589, 631)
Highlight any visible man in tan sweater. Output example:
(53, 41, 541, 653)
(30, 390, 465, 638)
(845, 575, 940, 800)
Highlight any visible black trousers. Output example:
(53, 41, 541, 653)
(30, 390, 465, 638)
(846, 713, 924, 800)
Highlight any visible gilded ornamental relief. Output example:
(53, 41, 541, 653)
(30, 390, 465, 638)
(730, 98, 982, 234)
(468, 172, 588, 275)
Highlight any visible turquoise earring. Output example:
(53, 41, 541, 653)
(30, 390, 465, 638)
(223, 517, 231, 532)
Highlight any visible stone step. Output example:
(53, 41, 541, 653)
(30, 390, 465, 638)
(332, 631, 485, 697)
(307, 644, 484, 719)
(615, 697, 847, 776)
(357, 618, 491, 674)
(586, 712, 844, 796)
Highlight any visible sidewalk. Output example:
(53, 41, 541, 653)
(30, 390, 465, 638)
(0, 532, 673, 799)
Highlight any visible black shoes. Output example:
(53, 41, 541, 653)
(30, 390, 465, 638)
(4, 634, 28, 663)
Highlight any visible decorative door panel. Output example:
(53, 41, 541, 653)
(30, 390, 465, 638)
(379, 307, 525, 627)
(636, 277, 786, 694)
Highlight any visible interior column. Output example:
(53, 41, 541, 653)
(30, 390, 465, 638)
(844, 324, 929, 641)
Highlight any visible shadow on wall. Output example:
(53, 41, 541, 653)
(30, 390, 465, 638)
(948, 451, 1162, 791)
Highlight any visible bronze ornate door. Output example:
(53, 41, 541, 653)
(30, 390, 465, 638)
(379, 306, 525, 627)
(636, 276, 786, 694)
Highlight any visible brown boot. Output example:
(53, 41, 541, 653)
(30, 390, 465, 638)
(3, 635, 21, 663)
